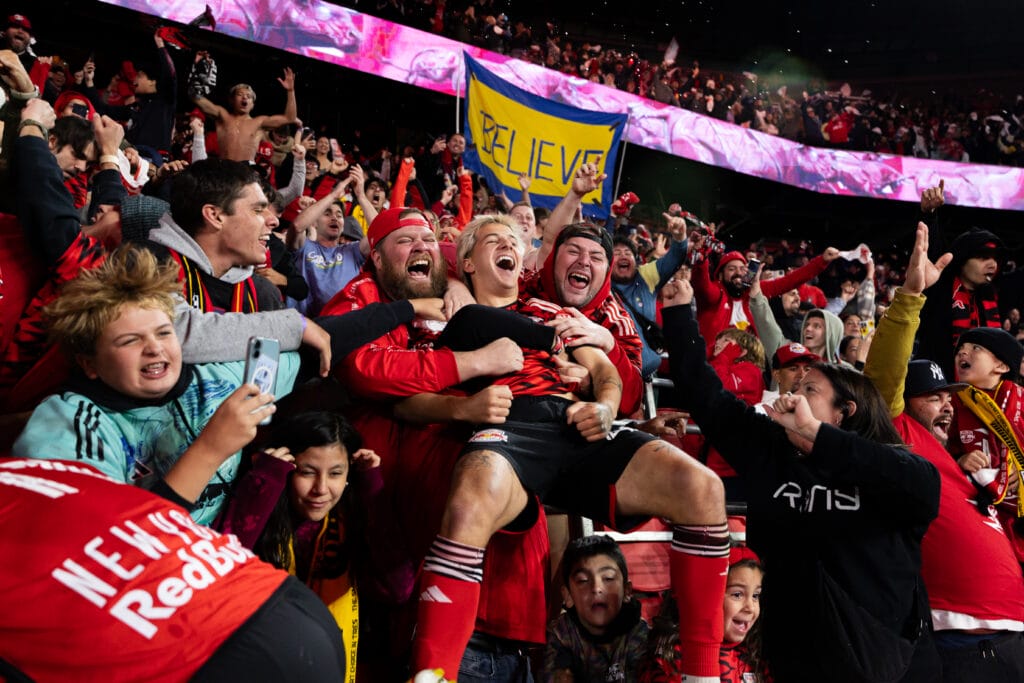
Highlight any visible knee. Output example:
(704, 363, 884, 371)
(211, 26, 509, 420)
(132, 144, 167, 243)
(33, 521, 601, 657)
(444, 452, 510, 533)
(669, 458, 725, 519)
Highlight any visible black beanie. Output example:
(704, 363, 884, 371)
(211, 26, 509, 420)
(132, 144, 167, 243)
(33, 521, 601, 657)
(555, 222, 614, 263)
(950, 229, 1005, 271)
(957, 327, 1022, 381)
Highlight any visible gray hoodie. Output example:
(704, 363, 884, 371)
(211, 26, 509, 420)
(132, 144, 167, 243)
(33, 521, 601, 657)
(801, 308, 844, 363)
(148, 212, 304, 364)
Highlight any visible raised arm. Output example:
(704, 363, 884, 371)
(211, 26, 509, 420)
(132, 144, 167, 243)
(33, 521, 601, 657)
(259, 67, 298, 130)
(760, 247, 839, 298)
(276, 133, 307, 206)
(863, 223, 952, 416)
(188, 52, 226, 120)
(517, 173, 532, 205)
(289, 176, 352, 249)
(536, 162, 606, 266)
(349, 164, 379, 225)
(662, 278, 778, 475)
(14, 99, 83, 264)
(746, 275, 785, 357)
(390, 157, 415, 206)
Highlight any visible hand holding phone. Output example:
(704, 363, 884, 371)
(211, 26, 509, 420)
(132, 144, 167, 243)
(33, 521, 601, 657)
(742, 258, 762, 287)
(244, 337, 280, 425)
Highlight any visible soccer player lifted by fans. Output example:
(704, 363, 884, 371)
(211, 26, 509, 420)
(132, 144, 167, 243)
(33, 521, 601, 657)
(406, 216, 729, 682)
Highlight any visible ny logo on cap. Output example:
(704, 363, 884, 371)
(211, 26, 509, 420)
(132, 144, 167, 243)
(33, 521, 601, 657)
(930, 363, 944, 381)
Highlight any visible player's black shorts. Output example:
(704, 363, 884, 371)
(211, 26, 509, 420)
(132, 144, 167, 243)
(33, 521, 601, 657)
(461, 396, 656, 531)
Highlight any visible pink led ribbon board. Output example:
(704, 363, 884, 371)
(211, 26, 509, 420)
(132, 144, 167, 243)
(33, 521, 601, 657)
(98, 0, 1024, 211)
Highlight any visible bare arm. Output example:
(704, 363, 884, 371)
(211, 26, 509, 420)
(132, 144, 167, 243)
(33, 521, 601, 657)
(290, 176, 351, 248)
(536, 161, 606, 267)
(193, 95, 225, 119)
(259, 67, 298, 129)
(517, 173, 532, 205)
(393, 385, 513, 425)
(565, 345, 622, 441)
(165, 384, 275, 502)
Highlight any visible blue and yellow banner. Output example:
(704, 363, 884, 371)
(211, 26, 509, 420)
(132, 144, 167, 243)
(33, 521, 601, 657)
(462, 54, 627, 218)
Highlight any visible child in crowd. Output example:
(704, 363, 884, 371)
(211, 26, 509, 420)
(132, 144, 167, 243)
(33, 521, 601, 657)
(217, 410, 414, 683)
(11, 246, 300, 526)
(705, 328, 766, 502)
(946, 327, 1024, 562)
(545, 535, 649, 682)
(640, 548, 768, 683)
(710, 328, 766, 406)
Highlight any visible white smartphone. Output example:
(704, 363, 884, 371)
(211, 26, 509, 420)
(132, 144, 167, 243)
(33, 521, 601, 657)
(244, 336, 280, 426)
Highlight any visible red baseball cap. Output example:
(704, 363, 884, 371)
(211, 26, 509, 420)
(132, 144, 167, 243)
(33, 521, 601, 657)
(772, 342, 821, 369)
(367, 207, 432, 250)
(7, 14, 31, 32)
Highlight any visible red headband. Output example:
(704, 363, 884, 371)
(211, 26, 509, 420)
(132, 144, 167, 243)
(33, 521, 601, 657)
(367, 207, 432, 250)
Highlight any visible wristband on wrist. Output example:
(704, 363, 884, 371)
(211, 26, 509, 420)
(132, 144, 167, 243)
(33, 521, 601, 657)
(98, 154, 120, 166)
(10, 85, 40, 101)
(18, 119, 49, 138)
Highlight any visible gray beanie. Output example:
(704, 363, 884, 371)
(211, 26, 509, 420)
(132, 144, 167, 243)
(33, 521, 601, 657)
(120, 195, 170, 243)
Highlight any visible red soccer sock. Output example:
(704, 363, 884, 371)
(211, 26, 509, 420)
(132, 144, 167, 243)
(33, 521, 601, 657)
(410, 537, 485, 678)
(670, 522, 730, 678)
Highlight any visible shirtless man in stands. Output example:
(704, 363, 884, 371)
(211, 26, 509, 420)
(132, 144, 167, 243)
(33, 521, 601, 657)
(189, 52, 298, 162)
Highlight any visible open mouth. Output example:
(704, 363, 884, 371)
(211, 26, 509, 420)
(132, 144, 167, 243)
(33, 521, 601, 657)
(141, 362, 169, 378)
(407, 257, 431, 279)
(567, 270, 591, 290)
(496, 255, 516, 271)
(731, 618, 751, 634)
(933, 415, 952, 437)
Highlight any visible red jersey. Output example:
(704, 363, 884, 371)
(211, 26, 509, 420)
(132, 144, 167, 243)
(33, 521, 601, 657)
(496, 296, 577, 397)
(894, 413, 1024, 630)
(321, 271, 461, 400)
(322, 274, 551, 644)
(0, 458, 286, 682)
(947, 381, 1024, 563)
(522, 252, 645, 416)
(0, 230, 106, 410)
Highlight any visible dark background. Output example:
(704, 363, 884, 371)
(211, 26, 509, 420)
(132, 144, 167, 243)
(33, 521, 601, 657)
(13, 0, 1024, 253)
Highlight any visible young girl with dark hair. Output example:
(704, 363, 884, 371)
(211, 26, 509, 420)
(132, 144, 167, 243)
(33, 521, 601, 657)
(217, 410, 414, 683)
(640, 548, 768, 683)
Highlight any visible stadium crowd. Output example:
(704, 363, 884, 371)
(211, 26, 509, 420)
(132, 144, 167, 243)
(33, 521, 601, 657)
(1, 6, 1023, 683)
(350, 0, 1024, 166)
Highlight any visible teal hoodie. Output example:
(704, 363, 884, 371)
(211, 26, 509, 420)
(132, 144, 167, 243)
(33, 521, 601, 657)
(13, 355, 299, 526)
